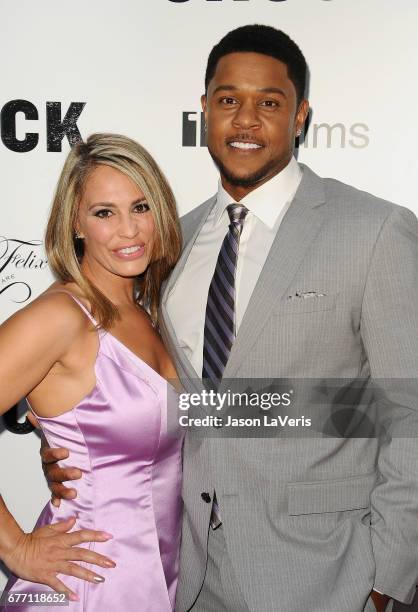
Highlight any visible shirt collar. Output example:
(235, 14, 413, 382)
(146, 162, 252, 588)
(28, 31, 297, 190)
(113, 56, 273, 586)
(214, 156, 302, 229)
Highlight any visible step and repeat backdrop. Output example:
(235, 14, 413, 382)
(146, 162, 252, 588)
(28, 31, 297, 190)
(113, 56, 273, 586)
(1, 0, 418, 589)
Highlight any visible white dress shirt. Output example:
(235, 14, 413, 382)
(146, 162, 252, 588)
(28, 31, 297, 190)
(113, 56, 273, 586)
(166, 157, 303, 376)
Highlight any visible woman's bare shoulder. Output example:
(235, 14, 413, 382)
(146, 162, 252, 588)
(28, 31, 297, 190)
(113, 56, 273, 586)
(0, 283, 94, 413)
(5, 282, 90, 337)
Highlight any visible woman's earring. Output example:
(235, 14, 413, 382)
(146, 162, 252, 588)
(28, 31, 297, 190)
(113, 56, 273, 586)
(74, 231, 85, 258)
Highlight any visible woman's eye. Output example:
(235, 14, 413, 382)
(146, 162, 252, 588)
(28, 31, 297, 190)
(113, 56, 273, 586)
(95, 209, 112, 218)
(134, 202, 150, 213)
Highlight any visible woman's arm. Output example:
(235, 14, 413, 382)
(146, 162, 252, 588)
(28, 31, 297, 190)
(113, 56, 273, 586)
(0, 293, 116, 597)
(0, 292, 86, 414)
(0, 495, 114, 601)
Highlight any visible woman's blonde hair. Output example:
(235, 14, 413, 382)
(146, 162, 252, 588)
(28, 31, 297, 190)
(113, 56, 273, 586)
(45, 133, 182, 328)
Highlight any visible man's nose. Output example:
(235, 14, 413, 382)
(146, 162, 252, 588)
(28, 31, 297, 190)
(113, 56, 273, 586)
(232, 102, 261, 130)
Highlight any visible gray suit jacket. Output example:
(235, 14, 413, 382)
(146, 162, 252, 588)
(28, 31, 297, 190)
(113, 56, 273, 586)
(160, 164, 418, 611)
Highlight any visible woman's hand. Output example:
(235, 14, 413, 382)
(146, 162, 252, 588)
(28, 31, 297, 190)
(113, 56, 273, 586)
(3, 517, 115, 602)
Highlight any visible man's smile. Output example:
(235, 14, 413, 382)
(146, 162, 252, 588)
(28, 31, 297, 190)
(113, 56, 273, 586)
(229, 141, 263, 150)
(226, 135, 265, 152)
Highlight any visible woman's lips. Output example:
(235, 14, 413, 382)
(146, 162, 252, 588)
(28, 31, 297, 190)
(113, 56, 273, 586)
(112, 244, 146, 260)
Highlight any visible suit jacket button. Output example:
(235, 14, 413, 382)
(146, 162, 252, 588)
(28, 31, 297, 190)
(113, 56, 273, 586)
(201, 492, 211, 503)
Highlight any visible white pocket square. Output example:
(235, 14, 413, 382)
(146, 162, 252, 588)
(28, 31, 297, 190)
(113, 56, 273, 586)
(287, 290, 327, 300)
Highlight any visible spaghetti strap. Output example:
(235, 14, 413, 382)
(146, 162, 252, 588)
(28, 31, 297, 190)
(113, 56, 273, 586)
(47, 289, 99, 327)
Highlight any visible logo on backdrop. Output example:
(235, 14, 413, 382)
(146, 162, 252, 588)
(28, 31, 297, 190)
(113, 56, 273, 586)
(2, 403, 34, 435)
(169, 0, 331, 3)
(0, 237, 48, 304)
(183, 112, 207, 147)
(182, 111, 369, 149)
(0, 100, 86, 152)
(0, 238, 47, 434)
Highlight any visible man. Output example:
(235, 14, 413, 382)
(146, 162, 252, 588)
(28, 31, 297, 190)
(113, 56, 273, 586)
(43, 25, 418, 612)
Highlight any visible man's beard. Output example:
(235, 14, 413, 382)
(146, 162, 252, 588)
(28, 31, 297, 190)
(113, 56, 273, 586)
(208, 147, 281, 189)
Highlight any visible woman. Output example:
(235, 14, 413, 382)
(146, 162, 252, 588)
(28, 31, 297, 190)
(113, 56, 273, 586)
(0, 133, 183, 610)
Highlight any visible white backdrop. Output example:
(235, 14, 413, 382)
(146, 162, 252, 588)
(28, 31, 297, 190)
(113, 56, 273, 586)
(1, 0, 418, 588)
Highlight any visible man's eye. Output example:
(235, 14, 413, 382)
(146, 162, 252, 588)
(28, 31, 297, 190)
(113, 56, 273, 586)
(95, 209, 112, 218)
(220, 97, 237, 105)
(260, 100, 279, 108)
(134, 202, 150, 213)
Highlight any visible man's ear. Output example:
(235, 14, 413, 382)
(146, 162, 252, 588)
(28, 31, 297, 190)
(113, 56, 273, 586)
(295, 99, 309, 134)
(201, 94, 208, 124)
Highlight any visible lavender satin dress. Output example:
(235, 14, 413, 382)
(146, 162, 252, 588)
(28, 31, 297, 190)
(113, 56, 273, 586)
(3, 294, 183, 611)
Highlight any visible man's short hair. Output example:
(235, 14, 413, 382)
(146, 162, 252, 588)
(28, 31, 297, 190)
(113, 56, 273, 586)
(205, 24, 307, 105)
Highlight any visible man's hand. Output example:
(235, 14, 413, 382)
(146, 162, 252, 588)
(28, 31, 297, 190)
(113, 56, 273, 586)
(40, 444, 82, 508)
(371, 590, 391, 611)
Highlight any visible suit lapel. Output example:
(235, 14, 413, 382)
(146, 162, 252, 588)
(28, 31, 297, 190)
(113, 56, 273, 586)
(223, 165, 327, 379)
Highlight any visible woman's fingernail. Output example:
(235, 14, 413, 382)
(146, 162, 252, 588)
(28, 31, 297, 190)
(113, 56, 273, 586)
(93, 576, 105, 583)
(101, 532, 113, 540)
(104, 560, 116, 567)
(69, 593, 79, 602)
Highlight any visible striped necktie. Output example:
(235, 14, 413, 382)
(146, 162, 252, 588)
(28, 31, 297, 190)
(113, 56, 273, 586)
(202, 203, 248, 530)
(202, 203, 248, 388)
